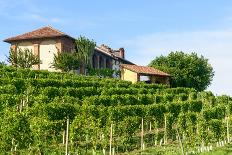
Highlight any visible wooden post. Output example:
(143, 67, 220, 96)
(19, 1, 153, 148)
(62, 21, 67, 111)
(164, 114, 167, 144)
(149, 122, 152, 132)
(11, 138, 15, 153)
(176, 129, 184, 155)
(110, 124, 113, 155)
(19, 99, 23, 113)
(14, 144, 17, 152)
(65, 117, 69, 155)
(63, 130, 66, 145)
(155, 127, 158, 146)
(159, 138, 163, 146)
(141, 118, 144, 150)
(227, 117, 230, 143)
(92, 149, 96, 155)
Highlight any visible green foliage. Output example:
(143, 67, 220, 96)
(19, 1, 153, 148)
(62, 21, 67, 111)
(0, 65, 230, 154)
(7, 48, 41, 68)
(75, 36, 96, 73)
(209, 119, 224, 140)
(52, 52, 79, 72)
(45, 102, 79, 121)
(88, 68, 115, 77)
(52, 36, 96, 73)
(149, 51, 214, 91)
(0, 110, 33, 152)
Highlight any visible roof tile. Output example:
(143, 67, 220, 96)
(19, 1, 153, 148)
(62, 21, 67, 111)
(4, 26, 73, 42)
(121, 64, 170, 76)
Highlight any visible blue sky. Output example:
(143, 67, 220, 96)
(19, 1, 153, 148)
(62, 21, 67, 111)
(0, 0, 232, 95)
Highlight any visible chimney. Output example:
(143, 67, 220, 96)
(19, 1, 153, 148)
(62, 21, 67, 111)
(119, 48, 125, 59)
(100, 44, 113, 53)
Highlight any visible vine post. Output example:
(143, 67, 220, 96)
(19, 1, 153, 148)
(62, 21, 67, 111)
(65, 117, 69, 155)
(176, 128, 184, 155)
(149, 122, 152, 131)
(164, 114, 167, 144)
(109, 123, 113, 155)
(141, 118, 144, 150)
(63, 130, 65, 145)
(226, 96, 230, 143)
(226, 116, 230, 143)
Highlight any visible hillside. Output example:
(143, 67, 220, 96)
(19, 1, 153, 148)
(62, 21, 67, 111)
(0, 65, 231, 154)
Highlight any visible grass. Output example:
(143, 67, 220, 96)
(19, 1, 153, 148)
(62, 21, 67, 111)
(200, 144, 232, 155)
(122, 143, 232, 155)
(121, 144, 182, 155)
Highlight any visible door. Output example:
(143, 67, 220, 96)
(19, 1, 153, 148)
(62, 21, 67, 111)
(39, 40, 58, 71)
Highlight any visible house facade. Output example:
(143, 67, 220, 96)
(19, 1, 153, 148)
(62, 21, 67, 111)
(4, 26, 75, 71)
(4, 26, 133, 73)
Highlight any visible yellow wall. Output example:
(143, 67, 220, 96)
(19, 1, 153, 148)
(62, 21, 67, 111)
(121, 68, 138, 83)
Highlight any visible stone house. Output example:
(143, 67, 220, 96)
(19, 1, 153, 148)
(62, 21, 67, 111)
(4, 26, 170, 84)
(4, 26, 133, 73)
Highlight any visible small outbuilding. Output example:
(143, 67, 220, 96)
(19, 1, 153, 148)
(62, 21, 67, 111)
(120, 64, 170, 85)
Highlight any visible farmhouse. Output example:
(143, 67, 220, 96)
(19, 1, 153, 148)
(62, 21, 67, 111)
(4, 26, 133, 72)
(120, 64, 170, 84)
(4, 26, 170, 84)
(4, 26, 75, 71)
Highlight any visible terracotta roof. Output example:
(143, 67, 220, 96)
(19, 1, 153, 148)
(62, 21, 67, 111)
(4, 26, 74, 43)
(121, 64, 170, 76)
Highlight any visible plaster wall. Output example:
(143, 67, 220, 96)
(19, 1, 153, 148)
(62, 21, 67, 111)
(121, 68, 138, 83)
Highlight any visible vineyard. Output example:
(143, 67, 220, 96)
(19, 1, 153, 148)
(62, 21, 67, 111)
(0, 65, 231, 155)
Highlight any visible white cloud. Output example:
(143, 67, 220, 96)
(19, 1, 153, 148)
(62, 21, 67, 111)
(122, 30, 232, 96)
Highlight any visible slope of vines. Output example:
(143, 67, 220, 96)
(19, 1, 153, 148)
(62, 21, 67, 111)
(0, 65, 231, 154)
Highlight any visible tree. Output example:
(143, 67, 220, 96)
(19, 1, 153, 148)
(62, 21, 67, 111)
(7, 48, 41, 68)
(149, 51, 214, 91)
(75, 36, 96, 74)
(52, 36, 96, 74)
(52, 52, 79, 72)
